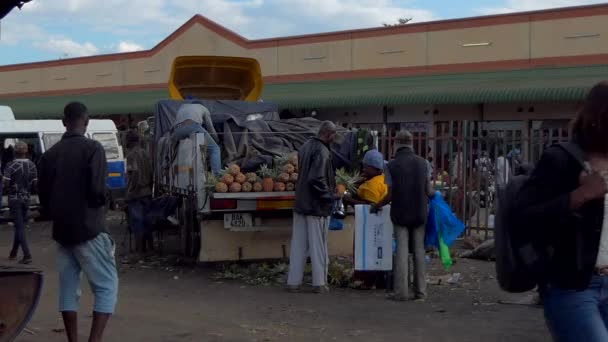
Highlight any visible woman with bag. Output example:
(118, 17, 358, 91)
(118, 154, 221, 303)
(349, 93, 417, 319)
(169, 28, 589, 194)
(515, 81, 608, 341)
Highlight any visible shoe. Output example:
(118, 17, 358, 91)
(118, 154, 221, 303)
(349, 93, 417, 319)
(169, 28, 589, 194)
(312, 286, 329, 294)
(286, 285, 301, 293)
(387, 293, 407, 302)
(19, 256, 32, 265)
(167, 216, 179, 226)
(8, 252, 17, 261)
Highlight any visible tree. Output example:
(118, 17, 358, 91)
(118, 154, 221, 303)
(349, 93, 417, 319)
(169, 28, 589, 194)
(383, 18, 413, 27)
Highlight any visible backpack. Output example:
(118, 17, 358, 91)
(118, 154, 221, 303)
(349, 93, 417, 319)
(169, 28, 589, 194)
(495, 142, 590, 293)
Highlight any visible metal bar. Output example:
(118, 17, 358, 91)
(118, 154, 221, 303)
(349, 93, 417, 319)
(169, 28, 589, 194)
(564, 33, 600, 39)
(462, 42, 492, 47)
(302, 56, 326, 61)
(378, 49, 405, 55)
(462, 121, 469, 228)
(476, 134, 481, 235)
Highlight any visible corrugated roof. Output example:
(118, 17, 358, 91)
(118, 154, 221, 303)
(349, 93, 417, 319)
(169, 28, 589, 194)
(262, 65, 608, 108)
(3, 65, 607, 118)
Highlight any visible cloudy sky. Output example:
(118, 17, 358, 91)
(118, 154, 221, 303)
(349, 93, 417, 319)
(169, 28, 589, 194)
(0, 0, 604, 65)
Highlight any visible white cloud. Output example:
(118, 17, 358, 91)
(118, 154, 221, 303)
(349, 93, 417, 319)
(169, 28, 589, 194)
(117, 41, 144, 53)
(36, 38, 99, 57)
(2, 0, 439, 64)
(479, 0, 605, 14)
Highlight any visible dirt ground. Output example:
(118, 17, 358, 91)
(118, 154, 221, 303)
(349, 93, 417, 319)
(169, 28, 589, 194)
(1, 214, 549, 342)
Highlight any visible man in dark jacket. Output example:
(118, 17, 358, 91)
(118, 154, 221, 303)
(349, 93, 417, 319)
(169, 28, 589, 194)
(372, 130, 432, 301)
(287, 121, 338, 293)
(125, 130, 154, 253)
(38, 102, 118, 342)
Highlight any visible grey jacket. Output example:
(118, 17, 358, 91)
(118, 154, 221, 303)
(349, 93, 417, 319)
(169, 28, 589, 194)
(294, 138, 336, 217)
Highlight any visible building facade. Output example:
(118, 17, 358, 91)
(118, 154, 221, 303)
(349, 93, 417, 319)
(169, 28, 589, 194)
(0, 3, 607, 156)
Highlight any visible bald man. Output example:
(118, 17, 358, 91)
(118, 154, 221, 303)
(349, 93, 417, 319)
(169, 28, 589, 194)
(287, 121, 339, 294)
(3, 141, 37, 264)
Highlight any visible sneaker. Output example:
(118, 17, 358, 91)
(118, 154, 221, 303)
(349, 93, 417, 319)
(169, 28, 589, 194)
(312, 286, 329, 294)
(19, 256, 32, 265)
(286, 285, 301, 293)
(167, 216, 179, 226)
(8, 252, 17, 261)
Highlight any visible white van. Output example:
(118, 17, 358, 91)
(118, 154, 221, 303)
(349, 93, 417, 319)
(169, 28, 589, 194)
(0, 117, 126, 210)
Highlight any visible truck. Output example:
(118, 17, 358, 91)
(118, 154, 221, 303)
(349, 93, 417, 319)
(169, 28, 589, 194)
(148, 56, 361, 262)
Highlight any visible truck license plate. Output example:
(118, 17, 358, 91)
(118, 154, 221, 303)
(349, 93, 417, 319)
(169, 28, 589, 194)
(224, 213, 253, 229)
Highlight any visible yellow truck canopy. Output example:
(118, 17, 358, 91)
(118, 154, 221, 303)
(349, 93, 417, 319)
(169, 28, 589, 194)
(168, 56, 263, 101)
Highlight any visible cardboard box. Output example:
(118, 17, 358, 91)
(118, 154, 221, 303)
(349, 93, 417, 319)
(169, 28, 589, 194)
(354, 204, 394, 271)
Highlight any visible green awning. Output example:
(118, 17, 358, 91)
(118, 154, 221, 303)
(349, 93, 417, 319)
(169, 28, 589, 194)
(3, 64, 608, 118)
(3, 89, 169, 119)
(262, 65, 608, 108)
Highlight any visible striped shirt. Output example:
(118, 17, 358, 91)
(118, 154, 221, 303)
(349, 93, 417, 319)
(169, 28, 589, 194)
(3, 159, 37, 203)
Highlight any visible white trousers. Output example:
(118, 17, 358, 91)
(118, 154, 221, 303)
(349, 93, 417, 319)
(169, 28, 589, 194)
(287, 213, 330, 287)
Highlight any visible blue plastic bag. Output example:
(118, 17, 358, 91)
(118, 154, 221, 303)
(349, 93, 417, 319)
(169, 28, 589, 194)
(329, 217, 344, 231)
(430, 192, 465, 247)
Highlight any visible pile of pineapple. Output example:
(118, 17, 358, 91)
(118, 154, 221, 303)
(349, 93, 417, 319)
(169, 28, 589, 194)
(208, 154, 299, 193)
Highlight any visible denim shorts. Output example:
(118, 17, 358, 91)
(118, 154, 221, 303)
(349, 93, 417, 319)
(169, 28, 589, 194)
(57, 232, 119, 314)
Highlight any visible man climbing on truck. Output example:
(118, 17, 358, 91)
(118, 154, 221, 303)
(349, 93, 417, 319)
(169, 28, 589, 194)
(171, 103, 222, 176)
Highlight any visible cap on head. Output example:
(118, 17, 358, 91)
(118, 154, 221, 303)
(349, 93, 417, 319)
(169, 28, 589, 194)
(63, 101, 89, 125)
(14, 141, 28, 155)
(395, 130, 413, 146)
(362, 149, 384, 170)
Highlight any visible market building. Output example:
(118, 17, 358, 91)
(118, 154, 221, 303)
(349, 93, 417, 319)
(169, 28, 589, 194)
(1, 3, 608, 161)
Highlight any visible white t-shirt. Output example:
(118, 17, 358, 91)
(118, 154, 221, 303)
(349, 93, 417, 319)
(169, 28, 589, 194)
(495, 156, 511, 186)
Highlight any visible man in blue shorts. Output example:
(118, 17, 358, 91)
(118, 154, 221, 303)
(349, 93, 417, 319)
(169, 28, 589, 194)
(38, 101, 118, 342)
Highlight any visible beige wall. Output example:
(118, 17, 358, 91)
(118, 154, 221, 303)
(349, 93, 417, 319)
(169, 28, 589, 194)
(1, 13, 607, 96)
(531, 15, 608, 58)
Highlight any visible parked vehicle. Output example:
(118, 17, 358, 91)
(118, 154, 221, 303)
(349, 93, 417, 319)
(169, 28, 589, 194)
(149, 56, 359, 261)
(0, 112, 126, 210)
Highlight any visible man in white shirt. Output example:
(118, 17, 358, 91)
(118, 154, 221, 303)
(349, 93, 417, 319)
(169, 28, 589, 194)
(495, 149, 511, 187)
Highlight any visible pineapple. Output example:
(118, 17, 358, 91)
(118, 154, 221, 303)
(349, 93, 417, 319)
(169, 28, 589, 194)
(228, 164, 241, 176)
(282, 163, 295, 174)
(335, 168, 362, 196)
(215, 182, 228, 193)
(229, 182, 242, 193)
(277, 172, 290, 183)
(290, 172, 298, 182)
(274, 155, 290, 168)
(235, 172, 246, 184)
(274, 182, 286, 192)
(257, 164, 274, 192)
(221, 173, 234, 186)
(219, 167, 234, 185)
(204, 172, 218, 192)
(245, 172, 257, 183)
(288, 154, 298, 166)
(241, 182, 253, 192)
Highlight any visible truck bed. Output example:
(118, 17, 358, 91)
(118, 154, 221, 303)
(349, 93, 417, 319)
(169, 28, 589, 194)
(210, 191, 295, 199)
